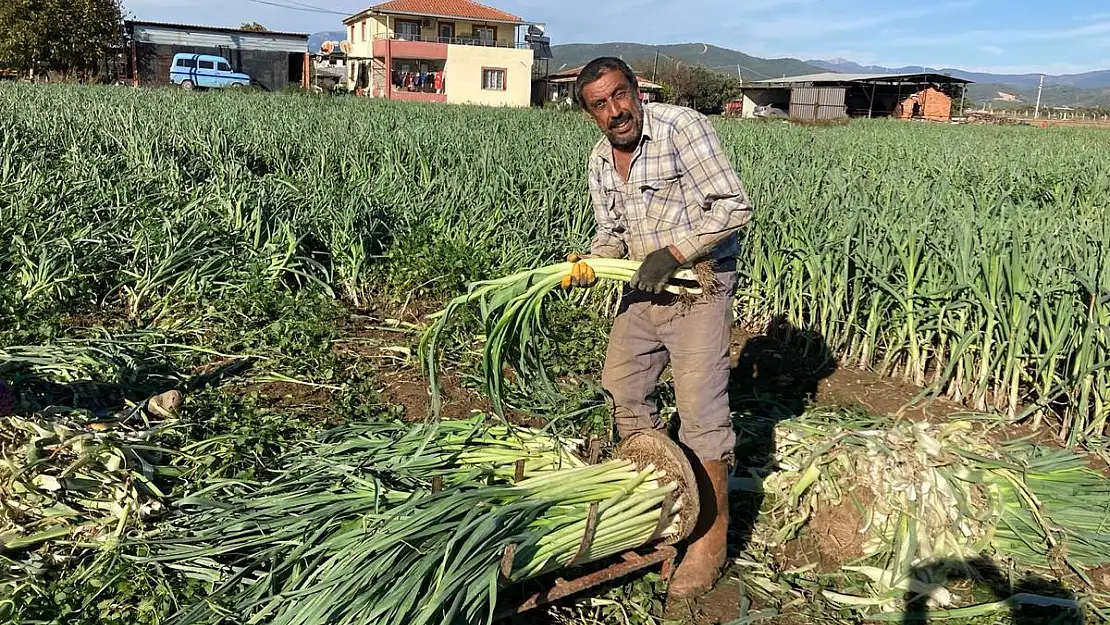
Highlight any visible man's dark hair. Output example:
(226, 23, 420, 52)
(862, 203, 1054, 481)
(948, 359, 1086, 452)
(573, 57, 639, 108)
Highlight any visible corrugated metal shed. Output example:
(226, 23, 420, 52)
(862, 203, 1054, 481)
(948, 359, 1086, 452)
(128, 21, 308, 53)
(751, 71, 973, 86)
(789, 86, 847, 120)
(734, 70, 972, 121)
(125, 20, 309, 91)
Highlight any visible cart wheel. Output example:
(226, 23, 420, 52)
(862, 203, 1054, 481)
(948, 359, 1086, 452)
(614, 430, 700, 544)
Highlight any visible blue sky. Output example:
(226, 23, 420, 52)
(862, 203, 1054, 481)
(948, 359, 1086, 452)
(123, 0, 1110, 74)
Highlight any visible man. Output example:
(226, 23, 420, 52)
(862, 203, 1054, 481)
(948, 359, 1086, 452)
(563, 57, 754, 601)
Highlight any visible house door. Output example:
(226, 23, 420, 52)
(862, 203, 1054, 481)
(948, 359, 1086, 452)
(438, 22, 454, 42)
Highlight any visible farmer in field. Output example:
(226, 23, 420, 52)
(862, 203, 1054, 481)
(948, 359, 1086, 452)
(564, 56, 755, 602)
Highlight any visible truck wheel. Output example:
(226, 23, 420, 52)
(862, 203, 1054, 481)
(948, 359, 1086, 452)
(181, 80, 194, 90)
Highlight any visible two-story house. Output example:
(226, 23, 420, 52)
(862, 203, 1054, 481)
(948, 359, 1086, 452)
(343, 0, 536, 107)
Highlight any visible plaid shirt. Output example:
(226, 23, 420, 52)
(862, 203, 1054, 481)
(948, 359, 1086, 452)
(587, 102, 754, 263)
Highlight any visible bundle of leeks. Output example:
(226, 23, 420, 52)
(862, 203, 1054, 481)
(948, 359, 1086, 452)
(135, 416, 687, 625)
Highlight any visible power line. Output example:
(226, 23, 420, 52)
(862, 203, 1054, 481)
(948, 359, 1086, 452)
(242, 0, 354, 16)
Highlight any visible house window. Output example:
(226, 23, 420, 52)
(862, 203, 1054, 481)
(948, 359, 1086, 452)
(473, 26, 495, 42)
(349, 25, 354, 42)
(361, 20, 366, 41)
(482, 68, 505, 90)
(395, 20, 420, 39)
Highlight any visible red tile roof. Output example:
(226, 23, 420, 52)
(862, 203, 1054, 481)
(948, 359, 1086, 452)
(368, 0, 523, 23)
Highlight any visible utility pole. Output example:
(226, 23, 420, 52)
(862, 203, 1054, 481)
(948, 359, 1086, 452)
(1034, 73, 1044, 119)
(652, 49, 659, 82)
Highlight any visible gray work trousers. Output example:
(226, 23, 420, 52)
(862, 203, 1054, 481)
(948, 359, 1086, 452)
(601, 261, 737, 463)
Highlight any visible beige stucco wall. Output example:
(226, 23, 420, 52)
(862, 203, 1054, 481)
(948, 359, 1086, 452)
(347, 15, 516, 49)
(444, 44, 532, 107)
(346, 15, 389, 57)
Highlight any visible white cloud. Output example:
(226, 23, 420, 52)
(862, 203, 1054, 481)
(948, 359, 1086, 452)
(1026, 20, 1110, 41)
(888, 20, 1110, 48)
(744, 1, 975, 40)
(940, 60, 1110, 75)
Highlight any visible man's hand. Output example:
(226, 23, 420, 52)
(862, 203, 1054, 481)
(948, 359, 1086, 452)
(561, 253, 597, 289)
(629, 247, 681, 294)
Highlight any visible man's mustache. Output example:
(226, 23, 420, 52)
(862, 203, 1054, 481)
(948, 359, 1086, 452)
(609, 112, 632, 129)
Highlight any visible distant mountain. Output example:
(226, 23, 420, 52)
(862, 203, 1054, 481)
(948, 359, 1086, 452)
(968, 83, 1110, 108)
(808, 58, 933, 76)
(309, 31, 348, 52)
(549, 43, 822, 83)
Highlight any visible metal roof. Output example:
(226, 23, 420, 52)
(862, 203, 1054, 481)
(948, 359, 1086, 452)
(345, 0, 525, 24)
(750, 71, 973, 85)
(124, 20, 309, 39)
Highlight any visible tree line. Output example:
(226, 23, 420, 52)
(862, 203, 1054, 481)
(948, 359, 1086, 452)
(627, 56, 742, 113)
(0, 2, 272, 81)
(0, 0, 125, 80)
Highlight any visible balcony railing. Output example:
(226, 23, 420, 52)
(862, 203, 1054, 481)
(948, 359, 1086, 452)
(374, 33, 528, 49)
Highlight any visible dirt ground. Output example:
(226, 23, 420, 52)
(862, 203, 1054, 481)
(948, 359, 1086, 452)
(234, 306, 1097, 625)
(320, 312, 976, 431)
(1032, 118, 1110, 130)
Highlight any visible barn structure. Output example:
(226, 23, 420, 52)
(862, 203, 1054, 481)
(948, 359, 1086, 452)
(124, 21, 310, 92)
(733, 72, 973, 122)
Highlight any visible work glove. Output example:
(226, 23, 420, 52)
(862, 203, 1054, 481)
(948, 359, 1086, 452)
(560, 252, 597, 289)
(629, 247, 681, 294)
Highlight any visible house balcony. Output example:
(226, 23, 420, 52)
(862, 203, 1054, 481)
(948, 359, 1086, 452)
(372, 33, 528, 59)
(374, 35, 447, 60)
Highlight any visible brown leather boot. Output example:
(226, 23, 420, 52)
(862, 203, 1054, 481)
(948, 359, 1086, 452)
(666, 458, 730, 601)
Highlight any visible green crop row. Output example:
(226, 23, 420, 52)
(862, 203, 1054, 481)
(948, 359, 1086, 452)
(1, 83, 1107, 445)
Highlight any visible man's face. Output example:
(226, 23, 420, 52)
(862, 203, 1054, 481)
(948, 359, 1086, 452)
(581, 69, 643, 149)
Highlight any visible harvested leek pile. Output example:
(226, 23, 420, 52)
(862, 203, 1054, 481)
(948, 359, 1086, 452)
(135, 415, 693, 625)
(419, 258, 711, 418)
(747, 408, 1110, 620)
(0, 411, 179, 599)
(0, 414, 177, 549)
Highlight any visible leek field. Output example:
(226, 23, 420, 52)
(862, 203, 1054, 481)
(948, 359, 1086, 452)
(2, 83, 1110, 625)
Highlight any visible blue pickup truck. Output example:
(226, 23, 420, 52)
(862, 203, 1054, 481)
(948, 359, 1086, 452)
(170, 53, 252, 90)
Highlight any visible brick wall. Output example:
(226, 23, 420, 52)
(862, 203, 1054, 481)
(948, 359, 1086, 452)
(893, 87, 952, 121)
(372, 58, 386, 96)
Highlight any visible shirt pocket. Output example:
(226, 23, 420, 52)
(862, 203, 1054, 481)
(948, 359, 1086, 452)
(638, 175, 687, 229)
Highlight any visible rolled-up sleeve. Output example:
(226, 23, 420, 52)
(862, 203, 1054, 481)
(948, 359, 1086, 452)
(588, 159, 627, 259)
(669, 112, 754, 264)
